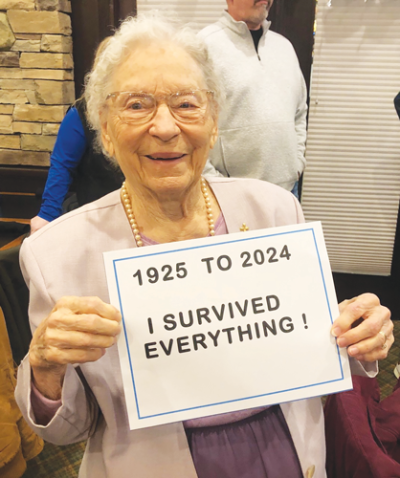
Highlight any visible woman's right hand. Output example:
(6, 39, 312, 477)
(29, 296, 121, 399)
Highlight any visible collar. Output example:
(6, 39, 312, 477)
(219, 10, 271, 39)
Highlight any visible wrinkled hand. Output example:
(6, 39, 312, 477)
(331, 293, 393, 362)
(30, 296, 121, 371)
(29, 296, 121, 399)
(30, 216, 50, 235)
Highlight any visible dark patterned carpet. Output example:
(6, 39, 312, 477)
(21, 322, 400, 478)
(377, 320, 400, 400)
(22, 440, 86, 478)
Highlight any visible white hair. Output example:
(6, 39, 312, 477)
(85, 12, 223, 154)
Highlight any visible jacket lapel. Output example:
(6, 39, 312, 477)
(280, 399, 326, 478)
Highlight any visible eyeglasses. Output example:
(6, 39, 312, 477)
(105, 89, 214, 125)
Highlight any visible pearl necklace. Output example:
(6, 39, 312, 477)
(121, 178, 215, 247)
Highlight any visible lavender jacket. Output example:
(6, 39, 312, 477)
(15, 177, 377, 478)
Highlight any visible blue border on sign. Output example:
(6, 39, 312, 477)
(112, 227, 344, 420)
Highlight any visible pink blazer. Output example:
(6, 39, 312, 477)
(15, 177, 377, 478)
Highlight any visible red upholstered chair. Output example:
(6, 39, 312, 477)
(324, 375, 400, 478)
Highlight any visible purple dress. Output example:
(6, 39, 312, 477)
(141, 215, 304, 478)
(185, 406, 303, 478)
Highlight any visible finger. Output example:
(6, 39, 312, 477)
(38, 345, 106, 365)
(54, 296, 121, 322)
(352, 333, 395, 363)
(347, 330, 389, 357)
(346, 321, 394, 362)
(48, 311, 121, 337)
(379, 319, 394, 345)
(45, 328, 117, 350)
(336, 314, 382, 348)
(335, 305, 391, 348)
(332, 293, 382, 336)
(338, 297, 356, 314)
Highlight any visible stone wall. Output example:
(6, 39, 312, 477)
(0, 0, 73, 167)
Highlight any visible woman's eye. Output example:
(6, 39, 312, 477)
(128, 101, 143, 110)
(179, 102, 193, 109)
(177, 100, 199, 109)
(124, 96, 153, 111)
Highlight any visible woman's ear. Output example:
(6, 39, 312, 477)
(209, 120, 218, 150)
(100, 112, 115, 157)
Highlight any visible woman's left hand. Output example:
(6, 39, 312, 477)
(331, 293, 393, 362)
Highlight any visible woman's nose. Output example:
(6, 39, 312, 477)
(148, 103, 180, 141)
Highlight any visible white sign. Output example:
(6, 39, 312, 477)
(104, 221, 352, 430)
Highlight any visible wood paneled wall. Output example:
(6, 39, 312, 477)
(70, 0, 137, 98)
(268, 0, 316, 94)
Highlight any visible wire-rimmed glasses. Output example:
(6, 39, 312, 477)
(105, 89, 214, 124)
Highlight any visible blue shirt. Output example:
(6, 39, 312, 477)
(38, 107, 87, 221)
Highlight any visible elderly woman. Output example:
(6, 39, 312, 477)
(15, 14, 393, 478)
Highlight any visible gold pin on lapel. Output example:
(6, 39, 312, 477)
(240, 223, 249, 232)
(305, 465, 315, 478)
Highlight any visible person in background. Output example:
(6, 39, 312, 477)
(199, 0, 307, 198)
(30, 37, 124, 235)
(15, 14, 393, 478)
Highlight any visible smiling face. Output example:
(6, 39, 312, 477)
(100, 43, 218, 201)
(227, 0, 273, 30)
